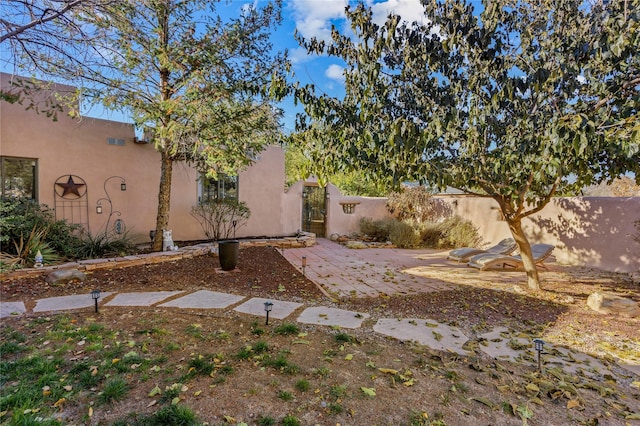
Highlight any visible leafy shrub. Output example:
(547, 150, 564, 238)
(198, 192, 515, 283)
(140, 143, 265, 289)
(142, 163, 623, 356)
(359, 217, 395, 241)
(0, 197, 82, 260)
(389, 220, 421, 248)
(386, 186, 437, 223)
(73, 230, 137, 259)
(419, 216, 481, 249)
(190, 199, 250, 241)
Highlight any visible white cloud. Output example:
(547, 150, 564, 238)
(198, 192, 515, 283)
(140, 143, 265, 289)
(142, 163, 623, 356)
(290, 0, 428, 42)
(368, 0, 427, 26)
(290, 0, 349, 41)
(325, 64, 345, 82)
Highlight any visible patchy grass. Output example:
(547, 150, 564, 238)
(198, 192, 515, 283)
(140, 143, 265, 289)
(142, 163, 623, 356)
(1, 308, 638, 425)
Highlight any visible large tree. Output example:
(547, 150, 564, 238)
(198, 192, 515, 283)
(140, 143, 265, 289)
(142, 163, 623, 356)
(3, 0, 289, 251)
(294, 0, 640, 290)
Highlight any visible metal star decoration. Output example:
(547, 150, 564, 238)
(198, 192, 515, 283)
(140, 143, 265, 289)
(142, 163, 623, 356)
(56, 175, 85, 197)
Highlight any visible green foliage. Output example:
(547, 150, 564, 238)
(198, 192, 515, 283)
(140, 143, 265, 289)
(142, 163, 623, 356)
(257, 415, 277, 426)
(110, 404, 199, 426)
(99, 376, 129, 404)
(144, 404, 199, 426)
(359, 217, 395, 242)
(295, 379, 310, 392)
(0, 197, 80, 265)
(386, 187, 438, 223)
(73, 230, 137, 259)
(285, 139, 393, 197)
(387, 220, 419, 248)
(420, 217, 481, 249)
(277, 390, 294, 401)
(190, 199, 251, 241)
(281, 415, 301, 426)
(274, 323, 300, 336)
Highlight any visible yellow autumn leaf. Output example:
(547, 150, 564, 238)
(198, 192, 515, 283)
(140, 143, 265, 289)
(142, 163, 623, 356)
(345, 354, 353, 361)
(526, 383, 540, 392)
(378, 368, 398, 375)
(112, 358, 120, 364)
(53, 398, 66, 408)
(149, 386, 162, 397)
(88, 407, 93, 417)
(194, 390, 202, 396)
(566, 399, 580, 409)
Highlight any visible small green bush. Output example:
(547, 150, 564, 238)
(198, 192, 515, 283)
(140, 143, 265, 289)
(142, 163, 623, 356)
(389, 220, 421, 248)
(359, 217, 395, 241)
(73, 230, 137, 259)
(419, 216, 481, 249)
(0, 197, 83, 259)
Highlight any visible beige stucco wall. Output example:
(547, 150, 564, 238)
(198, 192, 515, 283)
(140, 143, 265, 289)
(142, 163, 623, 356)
(1, 74, 290, 243)
(324, 187, 640, 273)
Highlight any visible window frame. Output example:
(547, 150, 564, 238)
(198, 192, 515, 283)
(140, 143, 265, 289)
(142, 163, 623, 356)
(198, 173, 239, 203)
(1, 156, 38, 200)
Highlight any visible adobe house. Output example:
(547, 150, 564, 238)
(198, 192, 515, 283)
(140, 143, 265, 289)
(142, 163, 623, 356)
(0, 73, 302, 243)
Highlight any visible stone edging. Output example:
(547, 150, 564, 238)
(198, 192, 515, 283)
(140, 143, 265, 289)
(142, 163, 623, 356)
(1, 232, 316, 281)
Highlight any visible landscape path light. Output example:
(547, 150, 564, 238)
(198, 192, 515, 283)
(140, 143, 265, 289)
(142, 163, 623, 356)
(264, 301, 274, 325)
(91, 289, 101, 313)
(533, 338, 545, 372)
(301, 256, 307, 276)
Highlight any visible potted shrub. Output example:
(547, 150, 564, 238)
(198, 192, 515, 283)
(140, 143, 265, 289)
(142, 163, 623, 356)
(191, 199, 250, 271)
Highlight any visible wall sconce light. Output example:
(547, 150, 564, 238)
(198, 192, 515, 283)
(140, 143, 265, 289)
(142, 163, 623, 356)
(96, 205, 103, 214)
(452, 199, 458, 207)
(264, 301, 274, 325)
(533, 338, 545, 372)
(120, 182, 127, 191)
(301, 256, 307, 276)
(91, 289, 101, 313)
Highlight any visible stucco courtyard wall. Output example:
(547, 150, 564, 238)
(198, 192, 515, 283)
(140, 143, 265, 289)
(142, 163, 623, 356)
(440, 196, 640, 273)
(325, 189, 640, 274)
(1, 74, 289, 243)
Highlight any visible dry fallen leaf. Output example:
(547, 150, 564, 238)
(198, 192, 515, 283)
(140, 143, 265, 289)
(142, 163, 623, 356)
(566, 399, 580, 409)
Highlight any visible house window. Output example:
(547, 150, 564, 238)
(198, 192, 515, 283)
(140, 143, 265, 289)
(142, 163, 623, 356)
(199, 174, 238, 203)
(1, 156, 37, 200)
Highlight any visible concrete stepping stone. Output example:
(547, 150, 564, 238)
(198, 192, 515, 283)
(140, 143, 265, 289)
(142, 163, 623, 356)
(159, 290, 244, 309)
(233, 297, 303, 320)
(0, 301, 27, 318)
(478, 327, 528, 362)
(105, 291, 183, 307)
(374, 318, 469, 355)
(297, 306, 370, 329)
(33, 293, 114, 313)
(477, 327, 624, 377)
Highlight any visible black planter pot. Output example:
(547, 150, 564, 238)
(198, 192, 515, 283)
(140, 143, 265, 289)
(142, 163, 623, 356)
(218, 240, 239, 271)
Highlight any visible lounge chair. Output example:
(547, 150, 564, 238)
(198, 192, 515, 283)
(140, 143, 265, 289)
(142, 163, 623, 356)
(467, 243, 555, 271)
(447, 238, 517, 262)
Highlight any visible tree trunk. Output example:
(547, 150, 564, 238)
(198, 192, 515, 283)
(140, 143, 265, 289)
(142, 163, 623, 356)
(506, 218, 541, 291)
(152, 151, 173, 252)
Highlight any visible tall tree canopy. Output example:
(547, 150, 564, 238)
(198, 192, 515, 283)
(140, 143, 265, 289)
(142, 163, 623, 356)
(294, 0, 640, 290)
(3, 0, 289, 251)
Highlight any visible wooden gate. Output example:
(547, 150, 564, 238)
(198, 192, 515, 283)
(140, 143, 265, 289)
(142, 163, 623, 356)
(302, 185, 326, 237)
